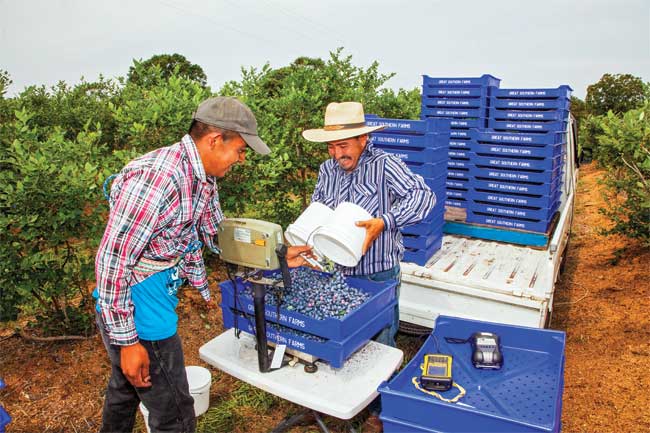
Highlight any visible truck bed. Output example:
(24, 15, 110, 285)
(399, 187, 574, 329)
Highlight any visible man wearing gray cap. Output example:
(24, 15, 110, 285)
(94, 96, 312, 432)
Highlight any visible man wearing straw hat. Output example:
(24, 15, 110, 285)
(303, 101, 436, 429)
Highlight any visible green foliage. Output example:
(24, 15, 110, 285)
(591, 102, 650, 246)
(10, 77, 122, 147)
(112, 73, 211, 153)
(127, 53, 207, 88)
(0, 109, 120, 328)
(218, 48, 417, 227)
(586, 73, 646, 116)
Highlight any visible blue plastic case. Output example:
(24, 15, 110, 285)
(493, 85, 572, 99)
(221, 301, 395, 369)
(422, 74, 501, 88)
(371, 132, 450, 149)
(219, 271, 397, 341)
(366, 115, 451, 135)
(403, 235, 444, 266)
(489, 108, 569, 122)
(488, 119, 568, 133)
(378, 316, 565, 433)
(490, 97, 571, 110)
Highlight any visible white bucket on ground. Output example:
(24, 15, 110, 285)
(139, 365, 212, 433)
(312, 202, 372, 267)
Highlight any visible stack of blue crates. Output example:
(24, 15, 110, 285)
(467, 86, 572, 233)
(420, 75, 501, 213)
(378, 316, 566, 433)
(365, 115, 449, 265)
(218, 271, 397, 368)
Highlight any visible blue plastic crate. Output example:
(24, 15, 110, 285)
(401, 206, 446, 236)
(422, 96, 490, 109)
(222, 301, 395, 369)
(450, 129, 471, 139)
(472, 152, 564, 171)
(448, 118, 487, 129)
(445, 198, 468, 208)
(366, 115, 451, 135)
(469, 187, 562, 208)
(379, 315, 565, 433)
(0, 406, 9, 433)
(374, 144, 442, 164)
(493, 85, 572, 99)
(489, 108, 569, 122)
(471, 141, 564, 158)
(421, 107, 488, 119)
(423, 86, 495, 98)
(447, 159, 471, 169)
(468, 199, 561, 221)
(490, 97, 571, 110)
(447, 168, 471, 180)
(449, 138, 474, 149)
(466, 212, 554, 233)
(469, 164, 562, 184)
(407, 160, 447, 178)
(488, 119, 568, 133)
(403, 224, 444, 249)
(424, 176, 448, 193)
(446, 178, 469, 189)
(448, 149, 470, 159)
(371, 132, 450, 149)
(219, 271, 397, 341)
(422, 74, 501, 88)
(471, 129, 565, 146)
(473, 177, 563, 197)
(381, 414, 442, 433)
(403, 235, 443, 266)
(446, 188, 470, 200)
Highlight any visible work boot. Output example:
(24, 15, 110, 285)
(362, 414, 383, 433)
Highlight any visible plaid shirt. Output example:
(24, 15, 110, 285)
(312, 142, 436, 276)
(95, 134, 223, 345)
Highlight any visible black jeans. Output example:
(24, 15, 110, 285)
(96, 312, 196, 433)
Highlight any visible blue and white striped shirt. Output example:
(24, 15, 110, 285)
(311, 142, 435, 276)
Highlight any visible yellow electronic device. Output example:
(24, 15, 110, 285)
(421, 353, 453, 392)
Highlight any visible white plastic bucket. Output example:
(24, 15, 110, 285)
(312, 202, 372, 267)
(139, 365, 212, 432)
(285, 202, 334, 247)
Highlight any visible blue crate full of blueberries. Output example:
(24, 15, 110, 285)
(219, 267, 397, 341)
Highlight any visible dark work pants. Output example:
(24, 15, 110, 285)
(96, 312, 196, 433)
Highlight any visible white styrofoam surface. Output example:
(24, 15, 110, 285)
(199, 329, 403, 419)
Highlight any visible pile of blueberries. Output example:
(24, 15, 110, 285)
(238, 268, 371, 321)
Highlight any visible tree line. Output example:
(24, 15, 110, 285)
(0, 52, 647, 336)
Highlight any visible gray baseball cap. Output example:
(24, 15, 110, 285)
(193, 96, 271, 155)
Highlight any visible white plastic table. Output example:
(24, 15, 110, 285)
(199, 329, 403, 432)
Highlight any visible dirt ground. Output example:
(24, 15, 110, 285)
(0, 162, 649, 433)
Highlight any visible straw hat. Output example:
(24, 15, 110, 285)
(302, 102, 385, 142)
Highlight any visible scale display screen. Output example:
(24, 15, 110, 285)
(426, 364, 447, 376)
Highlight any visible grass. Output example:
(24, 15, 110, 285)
(196, 382, 282, 433)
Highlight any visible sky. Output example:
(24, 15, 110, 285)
(1, 0, 649, 100)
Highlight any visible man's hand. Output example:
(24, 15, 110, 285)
(356, 218, 385, 254)
(286, 245, 316, 268)
(120, 342, 151, 388)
